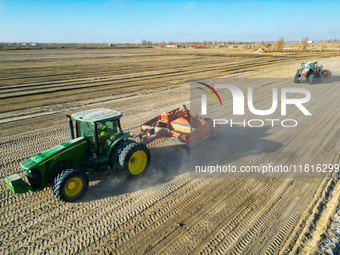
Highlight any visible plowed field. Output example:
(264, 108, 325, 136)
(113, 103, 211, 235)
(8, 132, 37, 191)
(1, 48, 340, 254)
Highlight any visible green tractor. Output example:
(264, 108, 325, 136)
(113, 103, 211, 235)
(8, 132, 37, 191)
(5, 108, 150, 202)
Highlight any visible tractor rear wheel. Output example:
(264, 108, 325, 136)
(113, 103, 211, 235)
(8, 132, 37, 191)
(109, 139, 136, 172)
(308, 74, 314, 84)
(52, 168, 89, 202)
(119, 142, 150, 178)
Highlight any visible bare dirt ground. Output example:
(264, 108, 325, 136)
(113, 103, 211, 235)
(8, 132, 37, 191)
(0, 48, 340, 254)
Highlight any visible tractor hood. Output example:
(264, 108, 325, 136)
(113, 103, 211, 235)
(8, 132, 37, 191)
(21, 137, 87, 170)
(302, 68, 310, 73)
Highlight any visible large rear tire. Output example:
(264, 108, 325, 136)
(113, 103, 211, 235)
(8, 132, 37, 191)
(308, 74, 314, 84)
(119, 142, 151, 178)
(109, 139, 136, 172)
(53, 168, 89, 202)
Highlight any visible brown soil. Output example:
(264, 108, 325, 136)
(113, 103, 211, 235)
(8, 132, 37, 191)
(1, 48, 340, 254)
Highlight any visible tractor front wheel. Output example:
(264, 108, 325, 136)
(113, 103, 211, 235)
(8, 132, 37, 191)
(119, 142, 151, 178)
(294, 74, 299, 83)
(52, 168, 89, 202)
(308, 74, 314, 84)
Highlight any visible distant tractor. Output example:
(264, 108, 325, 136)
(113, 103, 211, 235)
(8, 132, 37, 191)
(5, 106, 217, 202)
(294, 61, 332, 84)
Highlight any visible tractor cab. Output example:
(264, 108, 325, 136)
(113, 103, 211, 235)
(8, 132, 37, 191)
(302, 61, 318, 71)
(72, 108, 123, 155)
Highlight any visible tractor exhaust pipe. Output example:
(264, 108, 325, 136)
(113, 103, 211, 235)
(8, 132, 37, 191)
(66, 115, 75, 140)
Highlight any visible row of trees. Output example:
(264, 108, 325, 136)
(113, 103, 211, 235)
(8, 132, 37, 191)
(141, 36, 337, 52)
(141, 40, 153, 47)
(245, 36, 310, 51)
(141, 39, 264, 48)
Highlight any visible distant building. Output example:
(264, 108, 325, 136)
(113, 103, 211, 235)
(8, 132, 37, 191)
(307, 41, 314, 43)
(31, 43, 37, 46)
(165, 44, 183, 48)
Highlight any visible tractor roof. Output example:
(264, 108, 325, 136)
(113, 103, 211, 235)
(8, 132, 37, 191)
(305, 61, 318, 64)
(72, 108, 122, 123)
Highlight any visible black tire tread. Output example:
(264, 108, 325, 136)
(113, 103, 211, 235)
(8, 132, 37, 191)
(308, 74, 314, 84)
(110, 139, 137, 172)
(118, 142, 151, 178)
(52, 168, 89, 202)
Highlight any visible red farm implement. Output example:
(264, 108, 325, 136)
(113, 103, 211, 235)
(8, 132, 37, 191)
(137, 105, 219, 149)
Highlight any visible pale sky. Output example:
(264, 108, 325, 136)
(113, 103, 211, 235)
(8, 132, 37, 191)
(0, 0, 339, 43)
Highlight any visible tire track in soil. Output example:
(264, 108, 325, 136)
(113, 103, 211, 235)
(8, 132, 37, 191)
(87, 178, 260, 254)
(1, 52, 340, 254)
(0, 56, 316, 100)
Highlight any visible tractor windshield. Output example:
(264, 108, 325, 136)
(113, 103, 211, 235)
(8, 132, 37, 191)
(77, 121, 96, 149)
(77, 120, 121, 154)
(304, 63, 314, 69)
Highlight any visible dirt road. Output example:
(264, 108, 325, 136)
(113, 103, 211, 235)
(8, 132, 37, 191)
(1, 48, 340, 254)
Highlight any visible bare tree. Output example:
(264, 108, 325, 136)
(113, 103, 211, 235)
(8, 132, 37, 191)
(141, 40, 147, 47)
(320, 42, 324, 52)
(274, 37, 285, 51)
(259, 40, 266, 48)
(299, 36, 309, 51)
